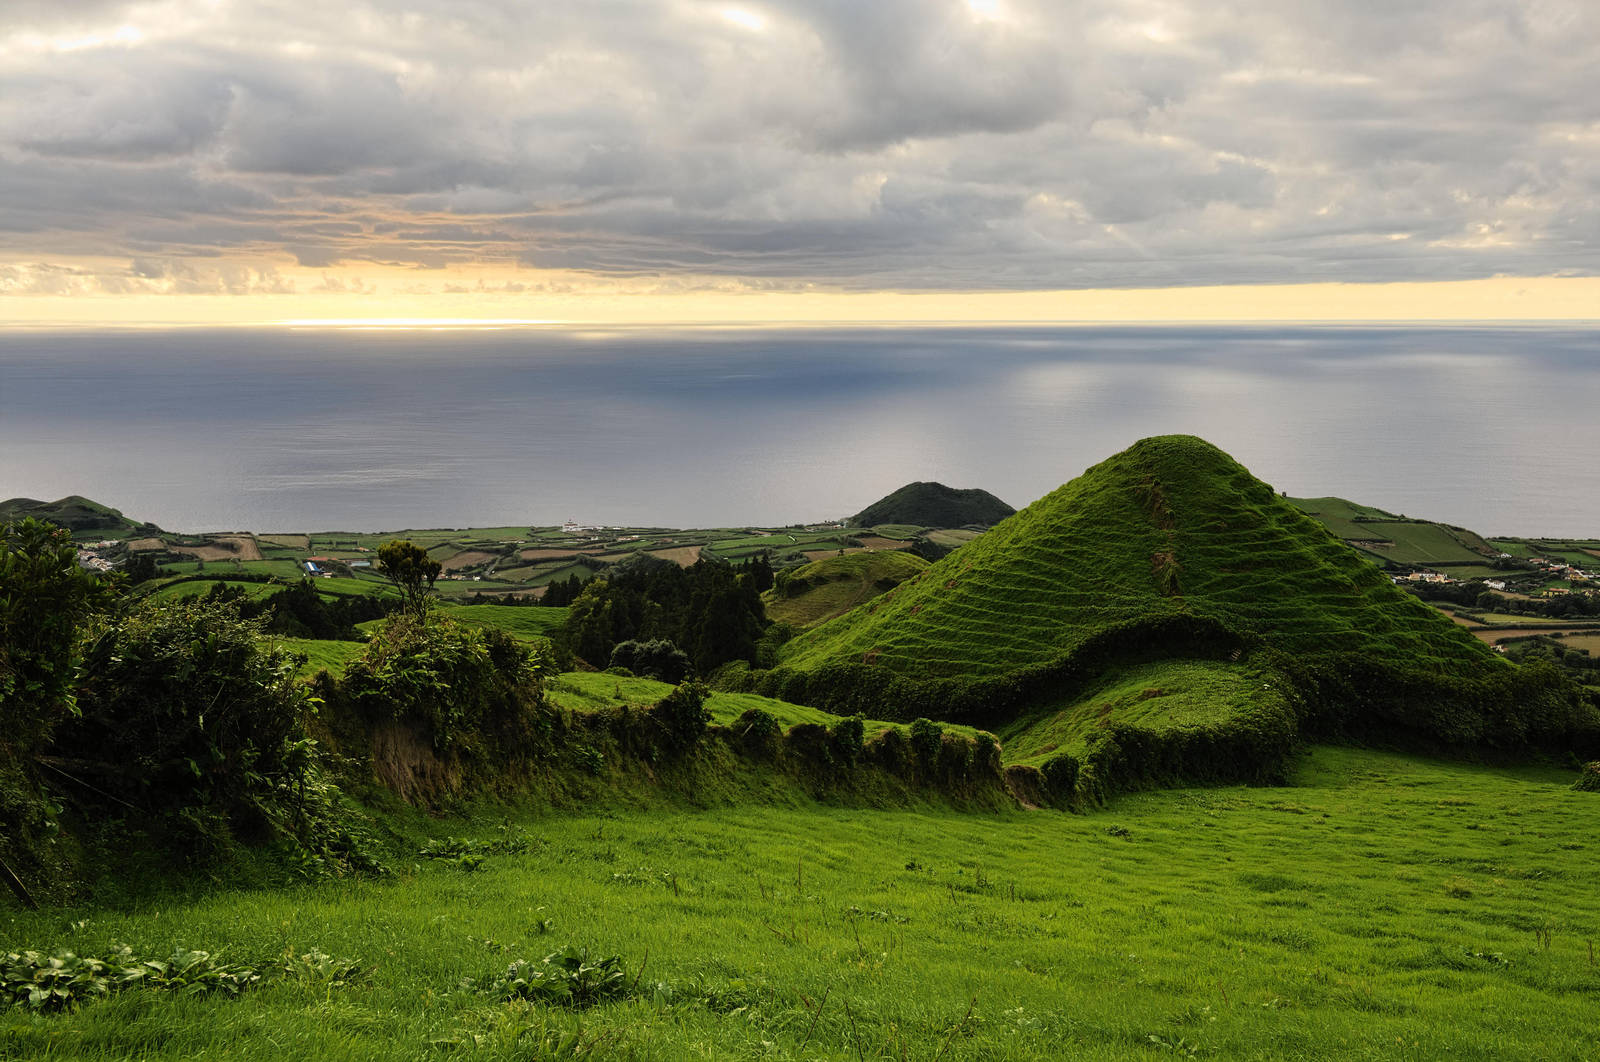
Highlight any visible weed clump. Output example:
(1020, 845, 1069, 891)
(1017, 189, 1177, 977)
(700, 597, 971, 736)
(1573, 762, 1600, 792)
(480, 946, 633, 1008)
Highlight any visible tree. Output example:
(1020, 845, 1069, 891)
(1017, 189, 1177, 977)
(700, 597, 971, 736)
(1, 518, 112, 898)
(377, 539, 442, 616)
(1, 518, 109, 748)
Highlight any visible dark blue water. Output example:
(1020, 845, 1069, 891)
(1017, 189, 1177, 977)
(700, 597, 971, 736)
(1, 324, 1596, 536)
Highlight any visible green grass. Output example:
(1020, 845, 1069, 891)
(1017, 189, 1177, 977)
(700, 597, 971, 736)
(145, 580, 282, 604)
(998, 659, 1291, 768)
(924, 528, 981, 548)
(1343, 521, 1492, 567)
(1465, 612, 1600, 628)
(5, 746, 1598, 1060)
(545, 673, 984, 740)
(1286, 496, 1400, 523)
(765, 551, 930, 630)
(439, 605, 569, 640)
(273, 636, 367, 677)
(860, 524, 924, 539)
(780, 436, 1496, 683)
(236, 559, 320, 578)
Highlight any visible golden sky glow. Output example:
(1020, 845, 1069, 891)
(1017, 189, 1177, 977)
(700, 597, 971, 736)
(3, 275, 1598, 329)
(3, 3, 1598, 329)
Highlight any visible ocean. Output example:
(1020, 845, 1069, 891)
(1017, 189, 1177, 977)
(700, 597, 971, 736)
(1, 323, 1596, 536)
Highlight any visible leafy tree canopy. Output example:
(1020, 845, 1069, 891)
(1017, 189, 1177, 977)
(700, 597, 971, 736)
(377, 539, 441, 616)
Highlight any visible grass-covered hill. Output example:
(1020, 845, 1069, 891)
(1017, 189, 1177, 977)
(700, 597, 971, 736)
(848, 481, 1014, 528)
(762, 436, 1597, 794)
(0, 495, 157, 537)
(764, 550, 930, 630)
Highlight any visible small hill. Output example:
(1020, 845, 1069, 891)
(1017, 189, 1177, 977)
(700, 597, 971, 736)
(0, 495, 158, 537)
(765, 551, 930, 630)
(761, 436, 1597, 797)
(849, 482, 1014, 529)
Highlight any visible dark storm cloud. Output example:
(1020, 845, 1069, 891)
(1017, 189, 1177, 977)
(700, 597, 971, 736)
(1, 0, 1597, 291)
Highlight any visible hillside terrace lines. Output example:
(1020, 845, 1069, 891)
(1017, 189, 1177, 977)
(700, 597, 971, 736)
(779, 436, 1503, 698)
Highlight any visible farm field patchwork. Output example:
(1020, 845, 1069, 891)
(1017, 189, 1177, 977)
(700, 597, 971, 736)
(3, 747, 1596, 1061)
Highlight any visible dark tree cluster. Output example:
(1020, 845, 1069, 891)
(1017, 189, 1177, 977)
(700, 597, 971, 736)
(202, 579, 392, 640)
(563, 553, 768, 675)
(541, 572, 592, 607)
(1406, 579, 1600, 619)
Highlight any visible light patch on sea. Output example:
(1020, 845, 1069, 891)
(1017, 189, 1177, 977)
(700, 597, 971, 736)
(0, 324, 1595, 535)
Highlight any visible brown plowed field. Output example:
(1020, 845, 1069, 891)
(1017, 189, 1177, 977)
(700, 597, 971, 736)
(1468, 625, 1600, 646)
(441, 550, 499, 571)
(648, 546, 702, 566)
(803, 548, 864, 562)
(169, 535, 262, 562)
(853, 536, 913, 551)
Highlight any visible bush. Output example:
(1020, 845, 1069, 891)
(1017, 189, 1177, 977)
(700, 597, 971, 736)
(609, 639, 689, 684)
(867, 726, 911, 776)
(733, 708, 781, 757)
(61, 600, 323, 851)
(829, 714, 866, 768)
(909, 718, 943, 773)
(1040, 754, 1080, 804)
(651, 681, 711, 752)
(337, 613, 546, 755)
(1574, 762, 1600, 793)
(936, 733, 972, 781)
(0, 518, 109, 752)
(972, 732, 1001, 774)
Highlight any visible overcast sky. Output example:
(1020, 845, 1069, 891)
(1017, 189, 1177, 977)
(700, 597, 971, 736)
(2, 0, 1597, 307)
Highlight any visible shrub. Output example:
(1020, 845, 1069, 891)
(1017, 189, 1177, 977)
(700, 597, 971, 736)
(0, 518, 109, 751)
(62, 600, 323, 852)
(1040, 754, 1080, 804)
(867, 726, 911, 776)
(909, 718, 943, 772)
(609, 639, 689, 684)
(1575, 762, 1600, 793)
(829, 714, 866, 768)
(936, 733, 972, 781)
(337, 613, 546, 755)
(734, 708, 781, 757)
(971, 731, 1000, 774)
(784, 723, 834, 769)
(651, 681, 711, 752)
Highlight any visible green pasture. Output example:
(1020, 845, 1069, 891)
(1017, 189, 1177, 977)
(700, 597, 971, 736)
(780, 439, 1495, 683)
(145, 580, 282, 604)
(1464, 612, 1598, 628)
(543, 673, 983, 742)
(998, 659, 1291, 768)
(1285, 496, 1400, 540)
(273, 636, 367, 678)
(440, 604, 569, 640)
(924, 528, 981, 548)
(765, 551, 930, 630)
(1347, 521, 1489, 566)
(4, 746, 1597, 1060)
(860, 525, 924, 539)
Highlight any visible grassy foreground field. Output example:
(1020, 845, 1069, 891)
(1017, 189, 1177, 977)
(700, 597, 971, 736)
(5, 747, 1597, 1061)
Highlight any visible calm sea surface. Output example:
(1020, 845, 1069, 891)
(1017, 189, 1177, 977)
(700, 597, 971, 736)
(1, 324, 1596, 537)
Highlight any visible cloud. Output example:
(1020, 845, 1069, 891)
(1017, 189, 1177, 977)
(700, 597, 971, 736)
(0, 0, 1596, 292)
